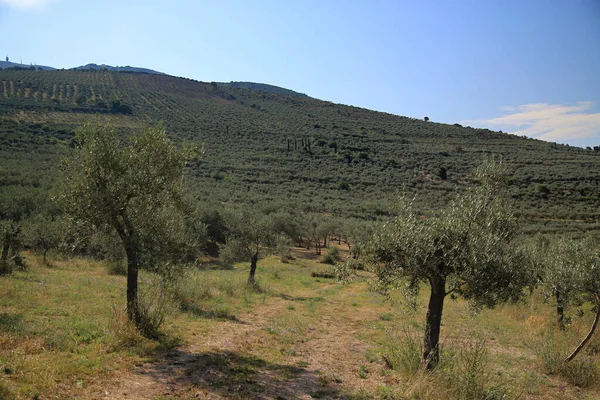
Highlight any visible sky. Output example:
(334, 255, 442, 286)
(1, 0, 599, 147)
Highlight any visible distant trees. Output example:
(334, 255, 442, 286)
(370, 159, 530, 369)
(61, 122, 200, 326)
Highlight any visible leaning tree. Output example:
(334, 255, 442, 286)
(370, 159, 531, 369)
(61, 122, 200, 326)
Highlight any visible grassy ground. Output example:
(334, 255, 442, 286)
(1, 251, 599, 399)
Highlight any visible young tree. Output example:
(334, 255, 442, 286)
(0, 187, 41, 274)
(22, 214, 66, 264)
(221, 209, 277, 286)
(61, 122, 199, 326)
(370, 160, 530, 369)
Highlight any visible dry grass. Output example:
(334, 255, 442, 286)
(0, 252, 599, 399)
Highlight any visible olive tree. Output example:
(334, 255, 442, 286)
(370, 160, 530, 369)
(22, 214, 66, 264)
(221, 209, 278, 286)
(0, 187, 41, 274)
(61, 122, 199, 326)
(533, 236, 600, 361)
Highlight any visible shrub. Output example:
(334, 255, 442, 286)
(531, 326, 599, 388)
(106, 260, 127, 276)
(382, 326, 423, 375)
(136, 275, 178, 338)
(321, 246, 339, 265)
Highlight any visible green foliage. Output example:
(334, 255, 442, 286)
(321, 246, 339, 265)
(369, 159, 532, 368)
(61, 122, 201, 271)
(1, 69, 599, 233)
(371, 159, 530, 307)
(22, 214, 66, 263)
(60, 121, 201, 325)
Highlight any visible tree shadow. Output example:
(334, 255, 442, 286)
(196, 259, 235, 270)
(182, 305, 248, 324)
(278, 293, 326, 303)
(138, 350, 341, 399)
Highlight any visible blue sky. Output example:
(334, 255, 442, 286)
(1, 0, 599, 147)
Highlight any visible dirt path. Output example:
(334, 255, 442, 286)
(97, 285, 390, 399)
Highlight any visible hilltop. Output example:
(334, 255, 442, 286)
(0, 60, 55, 71)
(0, 68, 599, 233)
(73, 63, 165, 75)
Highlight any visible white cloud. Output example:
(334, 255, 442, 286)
(461, 102, 600, 144)
(0, 0, 56, 10)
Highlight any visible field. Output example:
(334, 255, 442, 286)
(1, 250, 599, 400)
(1, 69, 600, 232)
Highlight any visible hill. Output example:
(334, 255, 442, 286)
(73, 63, 165, 75)
(0, 60, 55, 71)
(0, 69, 599, 233)
(219, 81, 309, 97)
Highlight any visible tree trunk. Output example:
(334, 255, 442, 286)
(423, 275, 446, 370)
(247, 253, 258, 285)
(125, 242, 141, 326)
(565, 294, 600, 363)
(556, 290, 565, 330)
(0, 234, 11, 275)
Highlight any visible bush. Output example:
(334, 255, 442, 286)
(275, 234, 293, 263)
(321, 246, 339, 265)
(382, 326, 422, 375)
(137, 275, 178, 338)
(531, 327, 599, 388)
(106, 260, 127, 276)
(107, 304, 146, 351)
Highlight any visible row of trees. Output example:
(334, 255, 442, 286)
(1, 122, 373, 323)
(3, 123, 597, 374)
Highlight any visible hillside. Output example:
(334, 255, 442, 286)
(0, 69, 599, 232)
(219, 81, 309, 97)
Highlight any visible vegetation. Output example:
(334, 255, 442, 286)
(1, 69, 599, 233)
(368, 159, 530, 369)
(60, 122, 200, 327)
(0, 69, 599, 398)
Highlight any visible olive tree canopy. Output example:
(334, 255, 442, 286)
(370, 159, 530, 369)
(61, 122, 201, 326)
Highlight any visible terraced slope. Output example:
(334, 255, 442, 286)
(0, 69, 599, 232)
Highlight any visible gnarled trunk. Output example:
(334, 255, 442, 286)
(423, 275, 446, 370)
(247, 253, 258, 285)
